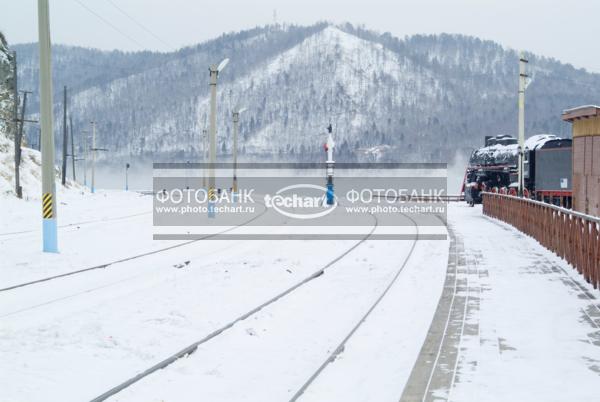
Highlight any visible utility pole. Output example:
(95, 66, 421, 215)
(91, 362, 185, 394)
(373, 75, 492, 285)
(202, 128, 207, 188)
(517, 52, 528, 197)
(13, 88, 37, 199)
(10, 51, 21, 198)
(208, 58, 229, 216)
(69, 116, 76, 181)
(232, 111, 239, 196)
(15, 90, 32, 199)
(232, 108, 246, 198)
(208, 66, 218, 215)
(38, 0, 58, 252)
(82, 130, 88, 187)
(91, 121, 96, 193)
(90, 121, 107, 194)
(61, 85, 68, 186)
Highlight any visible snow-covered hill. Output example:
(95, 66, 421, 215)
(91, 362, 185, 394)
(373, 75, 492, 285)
(11, 23, 600, 164)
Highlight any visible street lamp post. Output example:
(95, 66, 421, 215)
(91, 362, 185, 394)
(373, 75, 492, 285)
(208, 58, 229, 217)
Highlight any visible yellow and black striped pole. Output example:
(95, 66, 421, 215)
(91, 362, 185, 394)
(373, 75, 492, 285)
(42, 192, 53, 219)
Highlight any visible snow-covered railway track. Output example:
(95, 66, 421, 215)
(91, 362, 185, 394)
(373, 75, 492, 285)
(0, 211, 151, 239)
(0, 206, 267, 293)
(288, 214, 420, 401)
(88, 214, 379, 402)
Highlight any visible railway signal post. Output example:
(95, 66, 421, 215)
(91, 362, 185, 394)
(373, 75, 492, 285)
(38, 0, 58, 252)
(325, 124, 335, 205)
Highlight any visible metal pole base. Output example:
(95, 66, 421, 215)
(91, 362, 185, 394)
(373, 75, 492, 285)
(43, 218, 58, 253)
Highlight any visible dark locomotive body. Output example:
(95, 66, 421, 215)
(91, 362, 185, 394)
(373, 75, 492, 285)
(525, 138, 572, 207)
(463, 134, 572, 207)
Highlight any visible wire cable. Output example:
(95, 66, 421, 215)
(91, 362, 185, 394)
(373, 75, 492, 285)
(104, 0, 175, 50)
(73, 0, 146, 49)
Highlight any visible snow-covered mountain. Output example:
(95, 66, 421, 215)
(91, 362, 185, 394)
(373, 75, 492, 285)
(11, 23, 600, 164)
(0, 32, 81, 199)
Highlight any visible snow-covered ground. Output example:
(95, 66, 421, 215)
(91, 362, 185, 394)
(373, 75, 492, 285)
(1, 188, 446, 402)
(1, 190, 155, 286)
(1, 192, 599, 402)
(445, 204, 600, 402)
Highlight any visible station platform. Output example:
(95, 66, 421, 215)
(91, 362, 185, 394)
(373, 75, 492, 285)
(402, 204, 600, 402)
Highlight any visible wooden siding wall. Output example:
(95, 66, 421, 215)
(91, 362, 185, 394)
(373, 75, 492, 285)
(572, 118, 600, 217)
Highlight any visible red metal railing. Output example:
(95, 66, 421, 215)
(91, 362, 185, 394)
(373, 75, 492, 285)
(483, 192, 600, 289)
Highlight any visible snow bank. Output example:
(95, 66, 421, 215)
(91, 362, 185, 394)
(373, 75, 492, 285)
(0, 133, 84, 199)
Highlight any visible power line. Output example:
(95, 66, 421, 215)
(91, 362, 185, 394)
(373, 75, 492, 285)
(73, 0, 146, 49)
(105, 0, 174, 50)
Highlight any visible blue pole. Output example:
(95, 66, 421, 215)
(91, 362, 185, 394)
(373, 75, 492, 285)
(43, 218, 58, 252)
(327, 180, 334, 205)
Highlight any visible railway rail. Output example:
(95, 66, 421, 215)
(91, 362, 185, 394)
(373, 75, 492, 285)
(89, 213, 380, 402)
(0, 205, 268, 292)
(0, 210, 151, 238)
(289, 214, 420, 401)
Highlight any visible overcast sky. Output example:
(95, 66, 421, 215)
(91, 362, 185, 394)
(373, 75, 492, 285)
(1, 0, 599, 72)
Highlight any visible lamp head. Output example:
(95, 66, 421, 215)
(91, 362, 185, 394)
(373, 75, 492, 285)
(217, 58, 230, 72)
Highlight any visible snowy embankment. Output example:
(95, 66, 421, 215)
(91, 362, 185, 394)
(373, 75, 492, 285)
(0, 133, 83, 199)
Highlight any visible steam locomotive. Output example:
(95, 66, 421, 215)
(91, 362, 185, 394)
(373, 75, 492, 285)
(463, 134, 572, 207)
